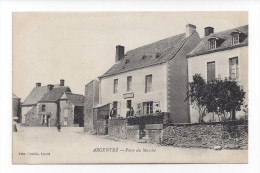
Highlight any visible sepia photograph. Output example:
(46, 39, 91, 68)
(12, 11, 249, 164)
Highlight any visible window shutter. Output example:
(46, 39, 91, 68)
(207, 62, 215, 82)
(229, 57, 239, 80)
(118, 101, 121, 116)
(137, 103, 143, 116)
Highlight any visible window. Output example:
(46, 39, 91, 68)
(209, 39, 217, 50)
(113, 79, 118, 94)
(229, 57, 239, 80)
(145, 75, 152, 93)
(143, 101, 153, 114)
(127, 76, 132, 92)
(207, 61, 215, 82)
(232, 34, 239, 45)
(41, 105, 46, 112)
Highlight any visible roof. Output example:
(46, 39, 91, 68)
(66, 93, 85, 106)
(188, 25, 248, 57)
(22, 86, 49, 106)
(99, 32, 190, 78)
(39, 86, 71, 102)
(12, 93, 20, 99)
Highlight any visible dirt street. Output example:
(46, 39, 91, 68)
(13, 126, 248, 164)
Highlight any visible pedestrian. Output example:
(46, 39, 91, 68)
(109, 108, 115, 119)
(57, 122, 61, 132)
(126, 107, 130, 118)
(129, 107, 134, 117)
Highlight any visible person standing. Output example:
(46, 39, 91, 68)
(57, 122, 61, 132)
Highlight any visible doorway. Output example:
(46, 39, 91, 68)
(47, 115, 50, 127)
(127, 100, 132, 109)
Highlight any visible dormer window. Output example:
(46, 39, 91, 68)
(208, 36, 224, 50)
(209, 39, 217, 50)
(232, 34, 239, 45)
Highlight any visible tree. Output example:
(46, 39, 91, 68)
(213, 77, 245, 120)
(186, 74, 207, 123)
(186, 74, 246, 122)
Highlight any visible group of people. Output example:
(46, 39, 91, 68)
(109, 107, 135, 119)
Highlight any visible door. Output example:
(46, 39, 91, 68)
(47, 115, 51, 127)
(126, 100, 132, 117)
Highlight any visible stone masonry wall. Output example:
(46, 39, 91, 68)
(96, 120, 106, 135)
(84, 81, 94, 133)
(107, 119, 162, 143)
(144, 124, 163, 144)
(25, 106, 43, 126)
(108, 119, 127, 139)
(162, 121, 248, 149)
(126, 125, 139, 141)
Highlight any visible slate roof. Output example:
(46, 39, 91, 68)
(39, 86, 71, 102)
(188, 25, 248, 57)
(99, 32, 190, 78)
(12, 93, 20, 99)
(22, 86, 49, 106)
(66, 93, 85, 106)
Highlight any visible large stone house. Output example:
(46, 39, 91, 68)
(95, 24, 201, 124)
(21, 80, 85, 127)
(187, 25, 248, 123)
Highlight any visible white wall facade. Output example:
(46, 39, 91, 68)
(99, 63, 168, 118)
(188, 46, 248, 123)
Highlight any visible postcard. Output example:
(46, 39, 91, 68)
(12, 12, 248, 164)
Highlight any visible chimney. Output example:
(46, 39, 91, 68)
(36, 82, 41, 87)
(115, 45, 125, 63)
(60, 79, 65, 86)
(204, 27, 214, 36)
(47, 84, 54, 91)
(186, 24, 196, 37)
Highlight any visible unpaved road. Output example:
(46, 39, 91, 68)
(13, 126, 247, 164)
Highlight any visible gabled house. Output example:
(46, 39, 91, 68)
(187, 25, 248, 122)
(21, 83, 49, 124)
(97, 24, 201, 123)
(22, 79, 85, 127)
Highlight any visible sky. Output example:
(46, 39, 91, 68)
(12, 12, 248, 101)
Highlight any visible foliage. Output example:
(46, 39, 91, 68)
(186, 74, 207, 123)
(212, 77, 245, 120)
(186, 74, 246, 122)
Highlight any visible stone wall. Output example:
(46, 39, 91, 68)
(84, 81, 94, 133)
(108, 119, 127, 139)
(96, 120, 106, 135)
(126, 125, 139, 141)
(59, 100, 74, 127)
(144, 124, 163, 144)
(107, 119, 162, 144)
(162, 121, 248, 149)
(25, 106, 43, 126)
